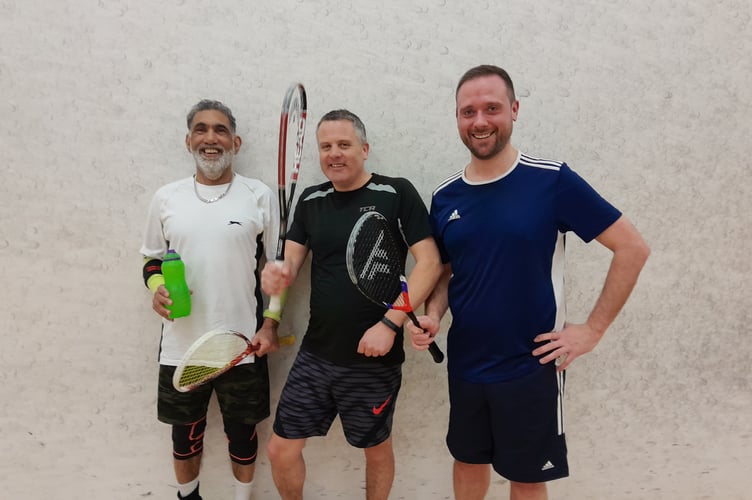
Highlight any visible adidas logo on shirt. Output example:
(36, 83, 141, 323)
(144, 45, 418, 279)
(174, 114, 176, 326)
(448, 209, 461, 221)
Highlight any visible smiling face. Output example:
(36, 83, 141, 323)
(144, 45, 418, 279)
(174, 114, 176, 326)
(316, 119, 371, 191)
(456, 74, 519, 162)
(186, 109, 241, 184)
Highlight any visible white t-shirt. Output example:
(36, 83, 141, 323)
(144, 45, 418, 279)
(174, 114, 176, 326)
(141, 173, 279, 366)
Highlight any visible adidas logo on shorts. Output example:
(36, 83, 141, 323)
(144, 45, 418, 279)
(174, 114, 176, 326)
(541, 460, 555, 471)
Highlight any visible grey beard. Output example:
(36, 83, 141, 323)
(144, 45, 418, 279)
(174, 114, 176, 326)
(193, 149, 234, 180)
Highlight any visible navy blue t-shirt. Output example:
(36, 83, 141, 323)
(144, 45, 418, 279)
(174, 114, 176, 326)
(431, 153, 621, 383)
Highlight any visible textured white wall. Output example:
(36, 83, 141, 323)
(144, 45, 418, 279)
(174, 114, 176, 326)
(1, 0, 750, 498)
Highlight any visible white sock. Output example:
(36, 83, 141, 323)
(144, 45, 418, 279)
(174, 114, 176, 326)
(234, 477, 254, 500)
(177, 477, 199, 498)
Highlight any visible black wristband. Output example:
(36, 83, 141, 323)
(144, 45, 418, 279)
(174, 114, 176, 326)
(380, 316, 401, 333)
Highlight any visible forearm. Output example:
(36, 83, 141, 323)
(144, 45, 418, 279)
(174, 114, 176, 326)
(261, 316, 280, 331)
(587, 236, 650, 335)
(406, 268, 439, 307)
(423, 264, 451, 322)
(282, 240, 308, 287)
(392, 259, 441, 324)
(390, 238, 442, 325)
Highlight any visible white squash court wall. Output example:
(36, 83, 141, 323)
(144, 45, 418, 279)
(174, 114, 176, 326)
(1, 1, 750, 498)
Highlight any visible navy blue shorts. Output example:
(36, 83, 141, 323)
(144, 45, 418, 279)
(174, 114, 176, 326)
(447, 364, 569, 483)
(273, 350, 402, 448)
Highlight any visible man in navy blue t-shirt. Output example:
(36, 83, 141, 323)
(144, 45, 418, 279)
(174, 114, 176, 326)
(408, 65, 650, 500)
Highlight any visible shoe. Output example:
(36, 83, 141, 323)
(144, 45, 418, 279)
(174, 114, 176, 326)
(177, 485, 202, 500)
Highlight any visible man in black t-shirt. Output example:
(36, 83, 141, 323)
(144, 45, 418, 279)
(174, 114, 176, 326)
(261, 109, 442, 500)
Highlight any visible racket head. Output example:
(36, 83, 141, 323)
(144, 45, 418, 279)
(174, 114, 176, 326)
(172, 329, 258, 392)
(346, 211, 405, 309)
(275, 82, 307, 261)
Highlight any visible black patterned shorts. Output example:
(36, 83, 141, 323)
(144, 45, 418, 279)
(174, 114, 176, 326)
(157, 357, 270, 425)
(273, 350, 402, 448)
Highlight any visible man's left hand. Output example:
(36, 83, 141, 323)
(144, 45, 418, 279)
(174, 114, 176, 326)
(533, 322, 604, 371)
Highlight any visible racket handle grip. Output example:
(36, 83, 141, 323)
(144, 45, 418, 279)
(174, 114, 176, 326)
(428, 342, 444, 363)
(267, 260, 286, 313)
(268, 295, 282, 313)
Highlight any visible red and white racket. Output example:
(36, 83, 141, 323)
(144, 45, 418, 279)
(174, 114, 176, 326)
(268, 83, 307, 314)
(173, 329, 259, 392)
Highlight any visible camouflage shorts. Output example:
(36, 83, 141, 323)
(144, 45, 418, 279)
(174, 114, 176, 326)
(157, 357, 270, 425)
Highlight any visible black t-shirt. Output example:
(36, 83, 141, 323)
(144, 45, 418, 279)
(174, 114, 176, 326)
(287, 173, 432, 366)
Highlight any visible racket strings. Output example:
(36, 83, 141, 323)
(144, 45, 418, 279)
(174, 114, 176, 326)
(188, 334, 248, 365)
(179, 365, 223, 387)
(350, 219, 403, 304)
(278, 86, 305, 175)
(281, 85, 306, 219)
(176, 334, 250, 388)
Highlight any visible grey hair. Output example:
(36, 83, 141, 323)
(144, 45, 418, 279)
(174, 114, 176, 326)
(186, 99, 237, 133)
(317, 109, 367, 144)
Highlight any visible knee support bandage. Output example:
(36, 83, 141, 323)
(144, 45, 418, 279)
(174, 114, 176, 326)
(172, 418, 207, 460)
(224, 420, 258, 465)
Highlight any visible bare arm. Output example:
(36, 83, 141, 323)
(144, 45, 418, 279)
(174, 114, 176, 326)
(533, 215, 650, 369)
(385, 236, 443, 326)
(406, 262, 452, 350)
(585, 216, 651, 334)
(423, 263, 452, 324)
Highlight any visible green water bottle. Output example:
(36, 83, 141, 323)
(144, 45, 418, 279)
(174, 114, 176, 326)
(161, 249, 191, 319)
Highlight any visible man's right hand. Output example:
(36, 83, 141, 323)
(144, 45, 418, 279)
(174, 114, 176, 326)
(152, 285, 173, 321)
(261, 261, 290, 296)
(405, 315, 440, 351)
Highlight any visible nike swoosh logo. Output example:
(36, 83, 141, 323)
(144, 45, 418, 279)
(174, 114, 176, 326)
(372, 395, 393, 415)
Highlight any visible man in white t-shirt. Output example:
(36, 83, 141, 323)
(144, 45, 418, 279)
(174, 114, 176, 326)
(140, 100, 280, 500)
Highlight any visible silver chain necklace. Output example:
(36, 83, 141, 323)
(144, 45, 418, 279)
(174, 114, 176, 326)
(193, 173, 235, 203)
